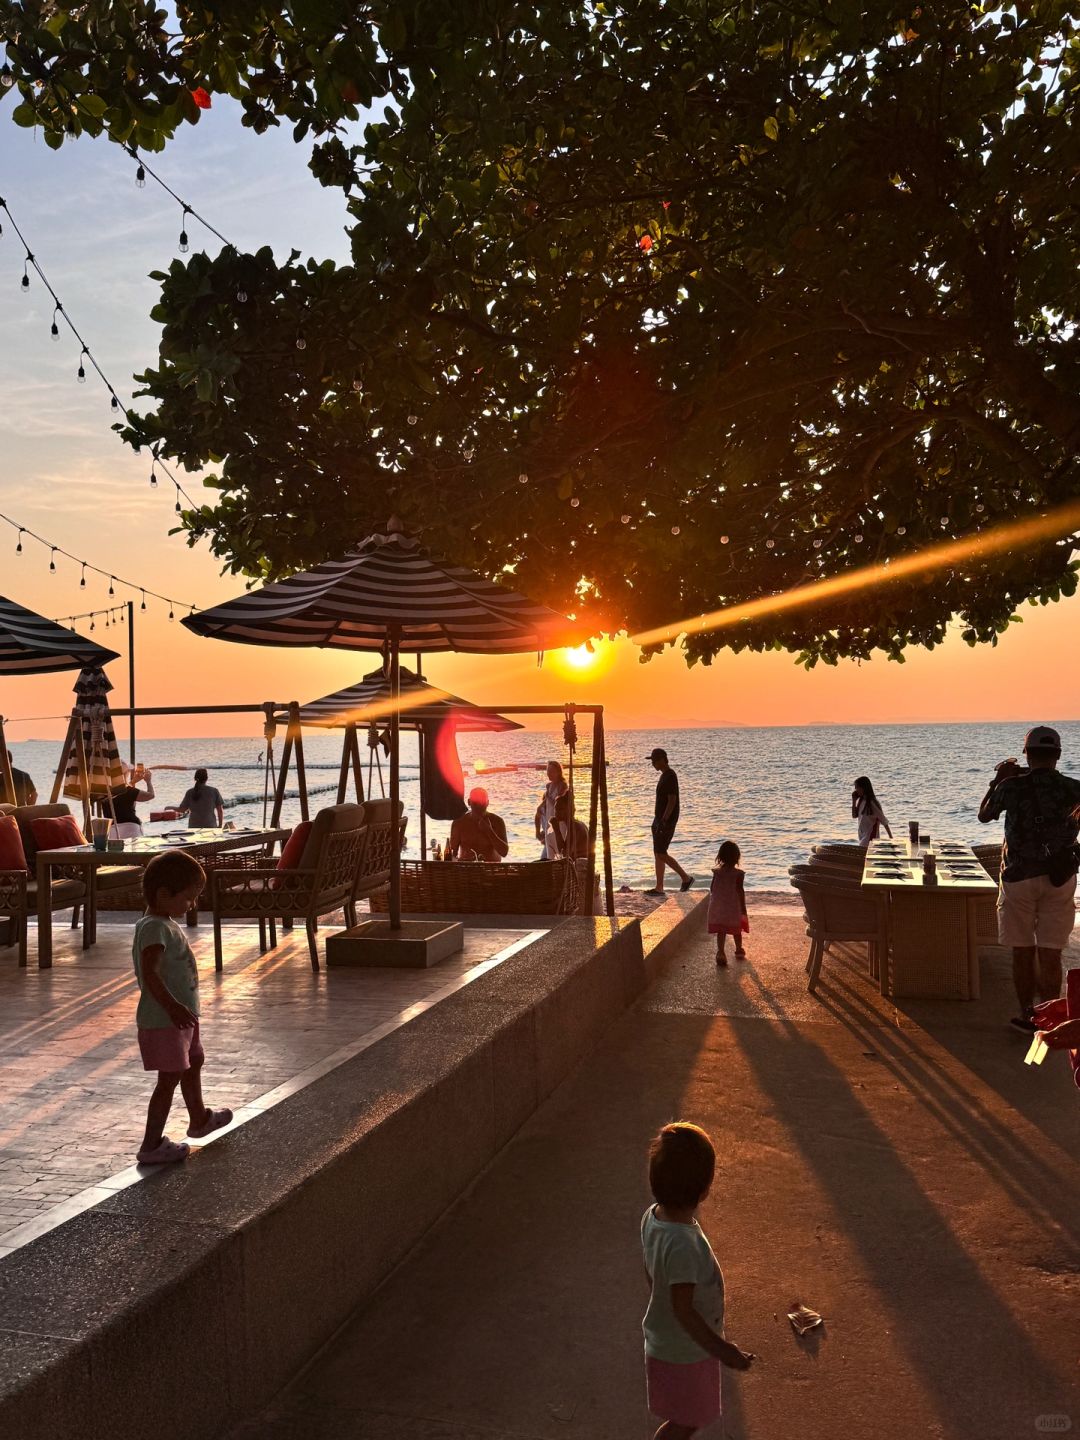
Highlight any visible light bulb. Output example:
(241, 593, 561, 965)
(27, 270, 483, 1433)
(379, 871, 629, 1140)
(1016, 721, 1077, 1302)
(765, 538, 775, 549)
(179, 229, 190, 253)
(15, 531, 23, 554)
(140, 593, 147, 611)
(149, 468, 158, 487)
(109, 578, 115, 595)
(135, 164, 146, 188)
(237, 289, 248, 303)
(168, 607, 175, 621)
(77, 361, 86, 382)
(49, 549, 56, 572)
(671, 526, 681, 536)
(720, 535, 729, 545)
(0, 63, 14, 88)
(518, 473, 528, 484)
(570, 497, 580, 508)
(406, 414, 418, 425)
(463, 448, 474, 461)
(80, 567, 86, 588)
(296, 335, 306, 350)
(813, 539, 823, 549)
(50, 318, 59, 340)
(90, 619, 95, 631)
(975, 503, 985, 513)
(20, 269, 29, 291)
(621, 514, 631, 524)
(897, 526, 907, 536)
(854, 534, 863, 543)
(111, 395, 119, 410)
(352, 379, 362, 392)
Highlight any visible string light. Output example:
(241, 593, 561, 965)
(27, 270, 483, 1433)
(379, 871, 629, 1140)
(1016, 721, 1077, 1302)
(406, 414, 418, 425)
(123, 145, 233, 249)
(671, 526, 681, 536)
(519, 473, 529, 484)
(295, 334, 306, 351)
(20, 255, 31, 291)
(621, 514, 631, 524)
(0, 511, 194, 619)
(175, 484, 182, 514)
(135, 163, 146, 188)
(178, 204, 191, 253)
(0, 63, 13, 89)
(0, 200, 199, 508)
(570, 497, 580, 508)
(236, 288, 248, 303)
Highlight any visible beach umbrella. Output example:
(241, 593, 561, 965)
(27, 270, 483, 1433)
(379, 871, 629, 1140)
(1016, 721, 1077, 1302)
(0, 595, 119, 675)
(185, 522, 587, 926)
(0, 596, 119, 805)
(62, 666, 126, 801)
(279, 666, 521, 732)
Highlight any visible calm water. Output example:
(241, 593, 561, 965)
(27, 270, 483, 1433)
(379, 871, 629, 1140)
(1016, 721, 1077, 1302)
(9, 722, 1079, 891)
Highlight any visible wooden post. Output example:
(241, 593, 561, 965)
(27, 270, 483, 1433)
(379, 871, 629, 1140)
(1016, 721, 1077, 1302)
(349, 724, 365, 803)
(127, 600, 136, 765)
(270, 713, 295, 829)
(597, 710, 614, 916)
(588, 710, 602, 909)
(0, 717, 14, 804)
(72, 723, 92, 834)
(388, 630, 402, 929)
(50, 713, 78, 803)
(292, 702, 309, 823)
(336, 726, 351, 804)
(415, 653, 427, 858)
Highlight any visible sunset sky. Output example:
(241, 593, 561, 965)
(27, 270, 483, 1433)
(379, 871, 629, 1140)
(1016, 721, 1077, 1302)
(2, 102, 1077, 742)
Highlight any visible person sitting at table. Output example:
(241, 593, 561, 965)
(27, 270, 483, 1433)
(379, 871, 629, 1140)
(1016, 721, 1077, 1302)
(6, 750, 37, 806)
(547, 792, 591, 861)
(175, 769, 225, 829)
(449, 787, 509, 862)
(100, 763, 155, 839)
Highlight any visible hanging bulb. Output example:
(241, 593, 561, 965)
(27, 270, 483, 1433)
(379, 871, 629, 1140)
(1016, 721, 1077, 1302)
(49, 547, 56, 573)
(149, 467, 158, 488)
(621, 514, 631, 524)
(80, 565, 86, 588)
(518, 472, 528, 484)
(813, 538, 823, 549)
(15, 529, 23, 555)
(765, 538, 775, 549)
(110, 394, 119, 411)
(570, 497, 580, 508)
(463, 448, 474, 461)
(406, 414, 418, 426)
(90, 618, 95, 631)
(975, 503, 985, 514)
(352, 379, 362, 393)
(237, 289, 248, 303)
(720, 535, 729, 545)
(854, 534, 864, 544)
(0, 63, 14, 88)
(135, 163, 146, 188)
(295, 335, 307, 350)
(671, 526, 681, 536)
(77, 354, 86, 382)
(21, 265, 30, 292)
(140, 591, 147, 611)
(168, 606, 175, 621)
(108, 576, 115, 596)
(175, 486, 182, 514)
(51, 307, 60, 340)
(897, 526, 907, 536)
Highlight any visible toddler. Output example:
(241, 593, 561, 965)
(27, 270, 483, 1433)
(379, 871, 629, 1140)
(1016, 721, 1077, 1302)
(133, 850, 233, 1164)
(707, 841, 749, 966)
(641, 1123, 754, 1438)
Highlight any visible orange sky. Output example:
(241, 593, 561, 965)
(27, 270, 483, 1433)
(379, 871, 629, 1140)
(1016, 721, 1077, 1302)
(2, 106, 1077, 743)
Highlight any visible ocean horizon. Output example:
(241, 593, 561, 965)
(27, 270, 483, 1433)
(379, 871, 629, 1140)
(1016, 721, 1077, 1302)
(10, 719, 1079, 891)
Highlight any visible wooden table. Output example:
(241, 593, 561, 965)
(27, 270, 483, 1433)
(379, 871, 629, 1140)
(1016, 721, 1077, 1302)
(861, 839, 997, 1000)
(34, 828, 289, 969)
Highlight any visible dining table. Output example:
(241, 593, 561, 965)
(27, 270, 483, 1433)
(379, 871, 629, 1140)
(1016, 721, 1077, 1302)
(34, 827, 290, 969)
(861, 838, 998, 1000)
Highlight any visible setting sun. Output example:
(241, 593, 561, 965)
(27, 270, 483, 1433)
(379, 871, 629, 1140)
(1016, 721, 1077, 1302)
(562, 645, 597, 670)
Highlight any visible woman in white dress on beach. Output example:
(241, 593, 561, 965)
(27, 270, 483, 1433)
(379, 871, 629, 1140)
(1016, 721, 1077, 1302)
(852, 775, 892, 846)
(534, 761, 568, 859)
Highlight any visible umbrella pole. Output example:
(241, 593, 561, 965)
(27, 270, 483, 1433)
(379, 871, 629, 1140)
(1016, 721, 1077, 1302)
(389, 630, 402, 930)
(0, 718, 14, 805)
(51, 713, 78, 804)
(598, 713, 614, 917)
(416, 652, 426, 859)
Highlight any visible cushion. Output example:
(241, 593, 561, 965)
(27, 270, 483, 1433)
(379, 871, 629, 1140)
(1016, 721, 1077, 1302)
(0, 815, 27, 872)
(276, 821, 314, 872)
(29, 816, 87, 854)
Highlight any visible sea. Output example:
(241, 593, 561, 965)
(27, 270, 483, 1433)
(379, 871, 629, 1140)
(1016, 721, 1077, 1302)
(10, 721, 1079, 892)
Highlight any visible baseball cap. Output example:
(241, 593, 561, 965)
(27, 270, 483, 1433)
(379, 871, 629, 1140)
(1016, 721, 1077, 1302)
(647, 747, 668, 763)
(468, 786, 489, 806)
(1023, 725, 1061, 753)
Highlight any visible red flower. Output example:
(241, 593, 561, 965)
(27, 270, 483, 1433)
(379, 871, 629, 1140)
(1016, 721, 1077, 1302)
(639, 233, 654, 252)
(191, 88, 212, 110)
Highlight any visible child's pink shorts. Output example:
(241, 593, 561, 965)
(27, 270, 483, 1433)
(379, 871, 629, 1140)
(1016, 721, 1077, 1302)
(645, 1354, 721, 1428)
(138, 1022, 204, 1073)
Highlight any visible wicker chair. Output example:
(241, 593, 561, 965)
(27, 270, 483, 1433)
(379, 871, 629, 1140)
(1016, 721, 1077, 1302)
(370, 856, 591, 916)
(971, 842, 1002, 945)
(810, 842, 867, 867)
(2, 804, 89, 964)
(209, 804, 370, 972)
(789, 868, 886, 993)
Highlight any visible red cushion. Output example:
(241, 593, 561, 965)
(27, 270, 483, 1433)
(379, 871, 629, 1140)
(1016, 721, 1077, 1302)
(271, 820, 313, 891)
(29, 816, 87, 853)
(0, 815, 27, 872)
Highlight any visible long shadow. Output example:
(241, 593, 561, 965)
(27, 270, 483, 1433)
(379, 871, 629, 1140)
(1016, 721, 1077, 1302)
(809, 971, 1080, 1249)
(727, 968, 1075, 1436)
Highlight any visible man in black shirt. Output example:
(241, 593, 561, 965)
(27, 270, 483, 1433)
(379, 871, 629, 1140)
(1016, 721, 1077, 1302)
(644, 747, 694, 896)
(5, 751, 37, 806)
(979, 725, 1080, 1031)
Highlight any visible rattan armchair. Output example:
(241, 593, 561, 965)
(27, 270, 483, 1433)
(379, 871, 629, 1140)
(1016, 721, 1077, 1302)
(789, 867, 887, 993)
(209, 804, 370, 972)
(2, 804, 89, 964)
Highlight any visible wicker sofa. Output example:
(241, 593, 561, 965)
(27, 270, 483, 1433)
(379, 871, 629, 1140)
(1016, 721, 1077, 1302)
(370, 856, 592, 917)
(0, 802, 89, 964)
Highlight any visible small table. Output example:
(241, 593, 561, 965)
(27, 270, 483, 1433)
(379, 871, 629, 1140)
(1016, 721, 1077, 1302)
(34, 828, 290, 969)
(861, 840, 997, 1000)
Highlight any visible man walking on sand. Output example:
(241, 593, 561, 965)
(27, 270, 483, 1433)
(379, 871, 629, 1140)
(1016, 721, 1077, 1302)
(644, 748, 694, 897)
(979, 725, 1080, 1033)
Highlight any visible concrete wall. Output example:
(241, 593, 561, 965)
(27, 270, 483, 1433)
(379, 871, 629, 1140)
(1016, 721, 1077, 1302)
(0, 896, 705, 1440)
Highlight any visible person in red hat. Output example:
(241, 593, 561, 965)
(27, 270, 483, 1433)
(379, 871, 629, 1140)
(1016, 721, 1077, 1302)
(979, 725, 1080, 1032)
(449, 786, 509, 862)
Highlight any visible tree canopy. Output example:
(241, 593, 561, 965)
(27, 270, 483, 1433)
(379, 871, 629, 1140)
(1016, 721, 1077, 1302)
(2, 0, 1078, 665)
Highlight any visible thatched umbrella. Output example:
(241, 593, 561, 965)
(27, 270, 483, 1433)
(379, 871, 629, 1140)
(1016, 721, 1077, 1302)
(185, 522, 586, 927)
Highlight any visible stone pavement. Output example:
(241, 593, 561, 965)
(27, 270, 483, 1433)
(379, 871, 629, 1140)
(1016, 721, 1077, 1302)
(231, 912, 1080, 1440)
(0, 913, 542, 1249)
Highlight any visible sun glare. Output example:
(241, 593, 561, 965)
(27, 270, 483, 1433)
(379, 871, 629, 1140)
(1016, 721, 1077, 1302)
(563, 645, 596, 670)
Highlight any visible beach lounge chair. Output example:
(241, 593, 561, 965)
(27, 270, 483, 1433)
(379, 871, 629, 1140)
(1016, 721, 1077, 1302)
(208, 802, 373, 972)
(789, 867, 886, 993)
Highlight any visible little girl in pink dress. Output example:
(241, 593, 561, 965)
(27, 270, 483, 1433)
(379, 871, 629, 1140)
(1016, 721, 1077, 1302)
(707, 841, 749, 966)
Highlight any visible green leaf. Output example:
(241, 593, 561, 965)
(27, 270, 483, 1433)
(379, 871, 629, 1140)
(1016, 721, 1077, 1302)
(763, 115, 779, 141)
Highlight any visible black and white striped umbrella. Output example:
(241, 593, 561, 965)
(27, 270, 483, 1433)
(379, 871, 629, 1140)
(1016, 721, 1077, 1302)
(63, 666, 126, 800)
(279, 666, 521, 733)
(182, 526, 588, 655)
(0, 595, 119, 675)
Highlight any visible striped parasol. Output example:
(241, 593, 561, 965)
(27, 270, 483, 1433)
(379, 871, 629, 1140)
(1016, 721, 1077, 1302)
(0, 595, 119, 675)
(279, 666, 521, 733)
(62, 666, 126, 800)
(185, 523, 588, 926)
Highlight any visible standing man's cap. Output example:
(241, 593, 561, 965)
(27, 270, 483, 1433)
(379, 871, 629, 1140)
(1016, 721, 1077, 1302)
(1024, 725, 1062, 753)
(647, 747, 668, 763)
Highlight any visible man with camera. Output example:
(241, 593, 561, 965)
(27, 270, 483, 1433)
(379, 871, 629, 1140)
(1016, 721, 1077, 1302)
(979, 726, 1080, 1032)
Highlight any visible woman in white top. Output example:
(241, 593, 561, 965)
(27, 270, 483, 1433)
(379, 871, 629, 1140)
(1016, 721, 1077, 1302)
(852, 775, 892, 846)
(534, 760, 568, 859)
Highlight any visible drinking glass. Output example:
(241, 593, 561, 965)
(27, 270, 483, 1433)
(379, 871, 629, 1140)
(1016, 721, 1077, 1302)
(90, 817, 111, 852)
(908, 820, 919, 847)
